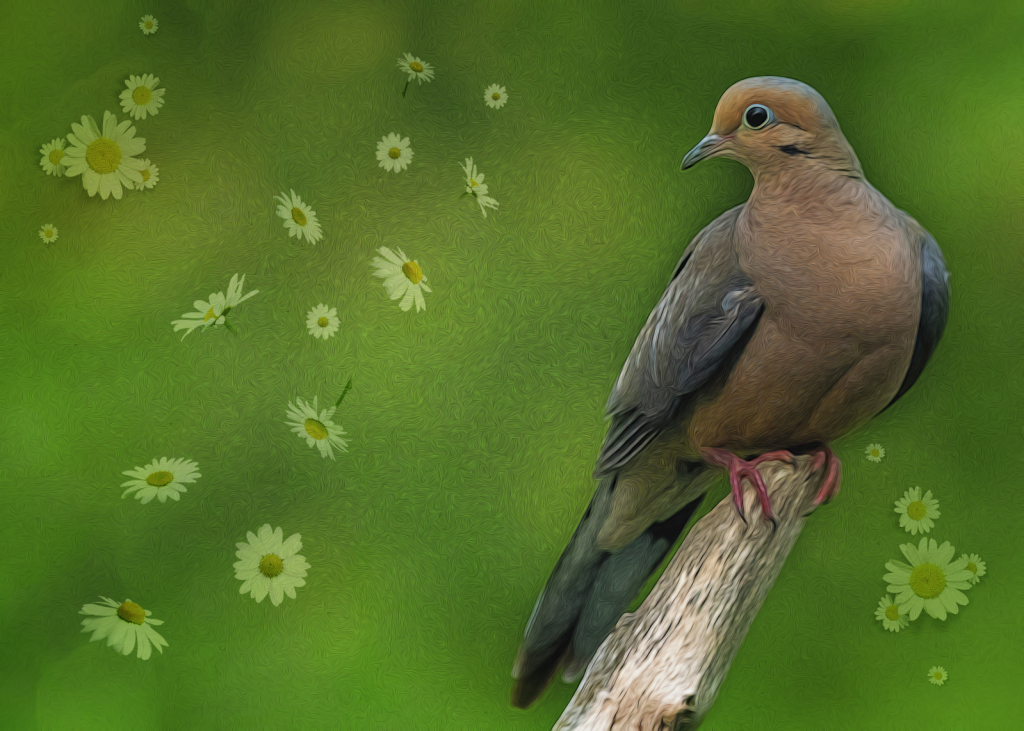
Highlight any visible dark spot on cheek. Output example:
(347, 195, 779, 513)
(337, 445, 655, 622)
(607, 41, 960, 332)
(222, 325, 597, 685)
(778, 145, 809, 156)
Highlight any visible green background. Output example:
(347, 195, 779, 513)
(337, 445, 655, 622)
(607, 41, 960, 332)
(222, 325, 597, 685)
(2, 0, 1021, 728)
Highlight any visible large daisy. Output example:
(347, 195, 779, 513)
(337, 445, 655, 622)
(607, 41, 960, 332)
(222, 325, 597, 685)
(306, 304, 339, 340)
(371, 246, 431, 312)
(397, 53, 434, 85)
(121, 457, 200, 504)
(139, 15, 158, 35)
(884, 537, 974, 621)
(63, 111, 146, 200)
(275, 189, 323, 244)
(285, 395, 348, 460)
(39, 224, 58, 244)
(894, 486, 940, 535)
(484, 84, 508, 109)
(80, 596, 168, 660)
(234, 525, 310, 607)
(376, 133, 413, 173)
(459, 157, 499, 218)
(960, 553, 986, 585)
(874, 594, 910, 633)
(39, 137, 68, 176)
(119, 74, 165, 120)
(172, 273, 258, 339)
(136, 159, 159, 190)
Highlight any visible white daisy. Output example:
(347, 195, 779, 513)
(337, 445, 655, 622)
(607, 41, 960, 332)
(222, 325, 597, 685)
(306, 304, 340, 340)
(884, 537, 974, 621)
(894, 486, 940, 535)
(275, 189, 323, 244)
(135, 159, 159, 190)
(458, 157, 499, 218)
(39, 137, 68, 176)
(119, 74, 165, 120)
(484, 83, 508, 109)
(960, 553, 986, 585)
(928, 666, 948, 686)
(397, 53, 434, 85)
(139, 15, 158, 35)
(865, 443, 885, 462)
(121, 457, 200, 504)
(80, 596, 168, 660)
(285, 395, 349, 460)
(234, 524, 310, 607)
(874, 594, 910, 632)
(376, 133, 413, 173)
(62, 111, 146, 200)
(39, 224, 58, 243)
(371, 246, 431, 312)
(172, 273, 259, 339)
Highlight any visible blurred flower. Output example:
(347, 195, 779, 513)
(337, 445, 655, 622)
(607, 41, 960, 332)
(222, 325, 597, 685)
(484, 83, 508, 109)
(397, 52, 434, 84)
(960, 553, 986, 585)
(275, 189, 323, 244)
(884, 537, 974, 621)
(285, 395, 348, 460)
(136, 159, 159, 190)
(39, 138, 67, 176)
(63, 111, 146, 200)
(139, 15, 158, 35)
(376, 133, 413, 173)
(865, 443, 885, 462)
(928, 666, 947, 686)
(306, 304, 339, 340)
(874, 594, 909, 633)
(119, 74, 165, 120)
(371, 246, 431, 312)
(234, 524, 310, 606)
(894, 486, 940, 535)
(172, 273, 258, 339)
(80, 596, 168, 659)
(39, 224, 58, 243)
(121, 457, 200, 504)
(458, 157, 499, 218)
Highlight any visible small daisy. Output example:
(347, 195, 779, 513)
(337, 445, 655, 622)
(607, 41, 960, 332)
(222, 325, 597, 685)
(139, 15, 158, 35)
(39, 137, 68, 176)
(376, 133, 413, 173)
(121, 457, 200, 504)
(397, 52, 434, 85)
(63, 111, 146, 200)
(119, 74, 165, 120)
(865, 443, 885, 462)
(234, 524, 311, 607)
(172, 273, 258, 339)
(928, 666, 948, 686)
(306, 304, 340, 340)
(285, 395, 349, 460)
(371, 246, 431, 313)
(458, 157, 499, 218)
(960, 553, 986, 585)
(884, 537, 975, 621)
(484, 84, 508, 109)
(136, 159, 159, 190)
(80, 596, 168, 660)
(39, 224, 58, 243)
(275, 189, 323, 244)
(894, 486, 940, 535)
(874, 594, 910, 633)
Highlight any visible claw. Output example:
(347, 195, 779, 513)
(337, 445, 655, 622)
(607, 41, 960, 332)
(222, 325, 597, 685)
(702, 447, 795, 527)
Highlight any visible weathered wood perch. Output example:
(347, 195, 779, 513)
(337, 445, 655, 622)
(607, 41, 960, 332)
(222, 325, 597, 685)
(553, 454, 824, 730)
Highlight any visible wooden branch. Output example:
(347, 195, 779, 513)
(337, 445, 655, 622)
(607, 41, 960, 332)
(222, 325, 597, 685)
(553, 455, 823, 730)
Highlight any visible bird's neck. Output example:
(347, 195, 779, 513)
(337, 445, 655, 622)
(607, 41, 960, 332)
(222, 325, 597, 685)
(749, 161, 866, 208)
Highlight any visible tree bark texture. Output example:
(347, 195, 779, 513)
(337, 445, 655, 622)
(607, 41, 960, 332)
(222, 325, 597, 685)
(553, 455, 824, 730)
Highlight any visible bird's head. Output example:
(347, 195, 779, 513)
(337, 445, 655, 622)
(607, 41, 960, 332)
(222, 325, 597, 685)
(681, 76, 862, 179)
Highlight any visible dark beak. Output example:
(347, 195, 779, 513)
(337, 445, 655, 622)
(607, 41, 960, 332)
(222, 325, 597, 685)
(681, 134, 726, 170)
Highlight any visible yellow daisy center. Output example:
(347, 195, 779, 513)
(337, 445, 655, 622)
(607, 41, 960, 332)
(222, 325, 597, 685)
(44, 228, 53, 238)
(469, 178, 479, 188)
(907, 500, 926, 520)
(885, 605, 900, 621)
(909, 563, 946, 599)
(317, 316, 329, 328)
(132, 86, 152, 105)
(259, 553, 284, 578)
(304, 418, 328, 440)
(933, 671, 943, 680)
(967, 562, 977, 574)
(409, 61, 423, 73)
(402, 260, 423, 284)
(203, 307, 217, 322)
(870, 448, 880, 458)
(118, 600, 146, 624)
(145, 20, 153, 29)
(49, 148, 64, 165)
(388, 147, 401, 160)
(492, 92, 501, 100)
(146, 470, 174, 487)
(141, 168, 151, 182)
(86, 137, 122, 175)
(291, 206, 307, 226)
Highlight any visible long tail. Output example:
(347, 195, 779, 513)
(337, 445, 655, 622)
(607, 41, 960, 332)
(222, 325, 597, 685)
(511, 472, 705, 708)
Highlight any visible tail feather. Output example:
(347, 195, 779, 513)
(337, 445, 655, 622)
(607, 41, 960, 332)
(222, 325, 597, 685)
(512, 473, 704, 708)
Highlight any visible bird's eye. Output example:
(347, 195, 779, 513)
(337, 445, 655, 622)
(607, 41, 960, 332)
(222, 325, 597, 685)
(743, 104, 773, 130)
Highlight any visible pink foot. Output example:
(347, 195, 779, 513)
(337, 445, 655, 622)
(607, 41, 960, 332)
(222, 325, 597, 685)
(808, 444, 843, 509)
(700, 448, 798, 527)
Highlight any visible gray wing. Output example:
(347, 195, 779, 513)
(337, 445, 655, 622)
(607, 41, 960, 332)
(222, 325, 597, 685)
(881, 230, 951, 412)
(594, 205, 764, 476)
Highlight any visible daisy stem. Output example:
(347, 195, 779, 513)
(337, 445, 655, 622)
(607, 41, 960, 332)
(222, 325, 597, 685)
(224, 320, 238, 336)
(401, 80, 410, 98)
(335, 377, 353, 408)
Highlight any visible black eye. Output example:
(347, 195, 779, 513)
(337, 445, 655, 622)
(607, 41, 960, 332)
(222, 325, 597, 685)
(743, 104, 772, 130)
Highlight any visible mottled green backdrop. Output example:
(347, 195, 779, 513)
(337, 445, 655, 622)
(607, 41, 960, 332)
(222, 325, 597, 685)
(2, 0, 1022, 728)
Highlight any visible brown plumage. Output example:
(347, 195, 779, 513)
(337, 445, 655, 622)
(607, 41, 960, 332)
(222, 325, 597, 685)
(511, 77, 950, 709)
